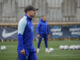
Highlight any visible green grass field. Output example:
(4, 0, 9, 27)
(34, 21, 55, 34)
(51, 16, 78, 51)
(0, 40, 80, 60)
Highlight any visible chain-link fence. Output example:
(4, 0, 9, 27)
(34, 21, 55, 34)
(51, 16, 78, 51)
(0, 0, 80, 23)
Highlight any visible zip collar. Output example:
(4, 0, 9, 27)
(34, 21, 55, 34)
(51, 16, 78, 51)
(40, 18, 46, 23)
(24, 14, 32, 21)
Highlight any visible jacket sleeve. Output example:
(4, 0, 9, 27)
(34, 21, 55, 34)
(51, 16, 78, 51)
(47, 24, 50, 34)
(17, 18, 27, 51)
(36, 22, 41, 34)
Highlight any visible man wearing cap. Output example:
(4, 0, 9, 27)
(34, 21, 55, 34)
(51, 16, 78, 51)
(17, 5, 38, 60)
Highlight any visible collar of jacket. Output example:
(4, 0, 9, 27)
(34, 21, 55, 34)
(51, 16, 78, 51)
(40, 18, 46, 23)
(24, 14, 32, 21)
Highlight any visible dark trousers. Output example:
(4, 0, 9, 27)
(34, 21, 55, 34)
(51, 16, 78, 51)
(37, 34, 48, 48)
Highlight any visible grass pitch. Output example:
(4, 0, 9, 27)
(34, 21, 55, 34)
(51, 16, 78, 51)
(0, 40, 80, 60)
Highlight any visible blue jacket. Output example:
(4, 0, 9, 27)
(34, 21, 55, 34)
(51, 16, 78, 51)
(37, 18, 50, 35)
(17, 14, 34, 51)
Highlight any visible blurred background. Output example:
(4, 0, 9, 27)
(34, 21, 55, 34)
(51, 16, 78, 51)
(0, 0, 80, 40)
(0, 0, 80, 60)
(0, 0, 80, 23)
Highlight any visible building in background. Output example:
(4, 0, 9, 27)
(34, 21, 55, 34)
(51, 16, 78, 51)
(0, 0, 80, 23)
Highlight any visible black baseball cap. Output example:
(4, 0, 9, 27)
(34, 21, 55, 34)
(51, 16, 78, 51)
(24, 5, 38, 13)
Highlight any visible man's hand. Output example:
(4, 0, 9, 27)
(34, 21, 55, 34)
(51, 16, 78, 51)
(20, 49, 25, 55)
(48, 34, 50, 38)
(37, 34, 40, 38)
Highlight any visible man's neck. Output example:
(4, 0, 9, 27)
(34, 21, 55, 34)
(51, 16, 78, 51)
(25, 14, 32, 21)
(27, 13, 30, 17)
(26, 13, 33, 19)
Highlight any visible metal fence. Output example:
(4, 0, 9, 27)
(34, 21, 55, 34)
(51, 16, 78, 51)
(0, 0, 80, 23)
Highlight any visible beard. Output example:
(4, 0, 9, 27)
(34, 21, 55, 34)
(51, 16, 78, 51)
(30, 14, 35, 18)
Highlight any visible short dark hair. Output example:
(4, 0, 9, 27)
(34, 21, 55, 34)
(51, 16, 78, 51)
(24, 5, 38, 13)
